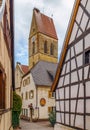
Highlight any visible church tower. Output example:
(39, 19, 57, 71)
(29, 8, 58, 69)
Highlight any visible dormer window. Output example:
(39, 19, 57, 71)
(85, 50, 90, 64)
(44, 41, 47, 53)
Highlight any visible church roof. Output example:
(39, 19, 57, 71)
(51, 0, 81, 91)
(34, 8, 58, 40)
(31, 61, 58, 86)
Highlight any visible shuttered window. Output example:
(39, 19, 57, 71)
(0, 70, 5, 109)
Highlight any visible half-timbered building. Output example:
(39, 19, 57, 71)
(51, 0, 90, 130)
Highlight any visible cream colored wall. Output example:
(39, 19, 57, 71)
(37, 86, 55, 119)
(15, 65, 23, 95)
(0, 1, 13, 130)
(21, 73, 55, 119)
(0, 111, 13, 130)
(21, 73, 36, 117)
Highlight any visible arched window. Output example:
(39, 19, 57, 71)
(44, 41, 47, 53)
(32, 42, 35, 54)
(0, 69, 5, 109)
(50, 43, 54, 55)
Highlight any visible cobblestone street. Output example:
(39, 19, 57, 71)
(14, 120, 54, 130)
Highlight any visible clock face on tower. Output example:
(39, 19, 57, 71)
(31, 36, 35, 42)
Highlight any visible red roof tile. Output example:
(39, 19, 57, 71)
(21, 65, 29, 74)
(34, 8, 58, 40)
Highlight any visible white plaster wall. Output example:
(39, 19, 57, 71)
(15, 66, 23, 89)
(61, 64, 66, 75)
(76, 6, 83, 24)
(65, 49, 70, 62)
(86, 116, 90, 130)
(71, 58, 76, 70)
(21, 73, 36, 111)
(65, 87, 69, 99)
(37, 86, 55, 119)
(77, 54, 83, 67)
(69, 23, 78, 44)
(81, 0, 87, 7)
(71, 71, 78, 83)
(58, 76, 64, 87)
(66, 62, 70, 73)
(71, 47, 74, 58)
(64, 74, 69, 85)
(80, 13, 88, 31)
(75, 115, 83, 129)
(84, 66, 89, 79)
(75, 40, 83, 54)
(59, 88, 64, 99)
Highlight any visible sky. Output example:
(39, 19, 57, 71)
(14, 0, 75, 66)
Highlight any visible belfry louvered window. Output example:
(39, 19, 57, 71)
(32, 42, 35, 54)
(44, 41, 47, 53)
(50, 43, 54, 55)
(85, 50, 90, 64)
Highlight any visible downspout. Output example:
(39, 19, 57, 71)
(10, 0, 15, 91)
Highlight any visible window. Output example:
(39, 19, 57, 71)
(29, 90, 34, 99)
(48, 107, 52, 113)
(85, 50, 90, 64)
(44, 41, 47, 53)
(32, 42, 35, 54)
(21, 93, 23, 99)
(48, 91, 55, 98)
(25, 92, 28, 100)
(23, 77, 30, 87)
(48, 91, 52, 98)
(50, 43, 54, 55)
(0, 70, 5, 109)
(48, 107, 56, 113)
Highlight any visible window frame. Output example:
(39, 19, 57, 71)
(85, 49, 90, 65)
(44, 41, 47, 53)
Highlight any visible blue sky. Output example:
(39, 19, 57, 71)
(14, 0, 75, 65)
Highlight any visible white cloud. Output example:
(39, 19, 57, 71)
(14, 0, 75, 65)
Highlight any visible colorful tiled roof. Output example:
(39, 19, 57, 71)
(34, 8, 58, 40)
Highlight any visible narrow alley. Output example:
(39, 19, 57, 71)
(14, 120, 54, 130)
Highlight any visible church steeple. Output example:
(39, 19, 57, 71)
(28, 8, 58, 69)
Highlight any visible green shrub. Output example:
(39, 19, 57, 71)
(12, 91, 22, 128)
(48, 111, 56, 127)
